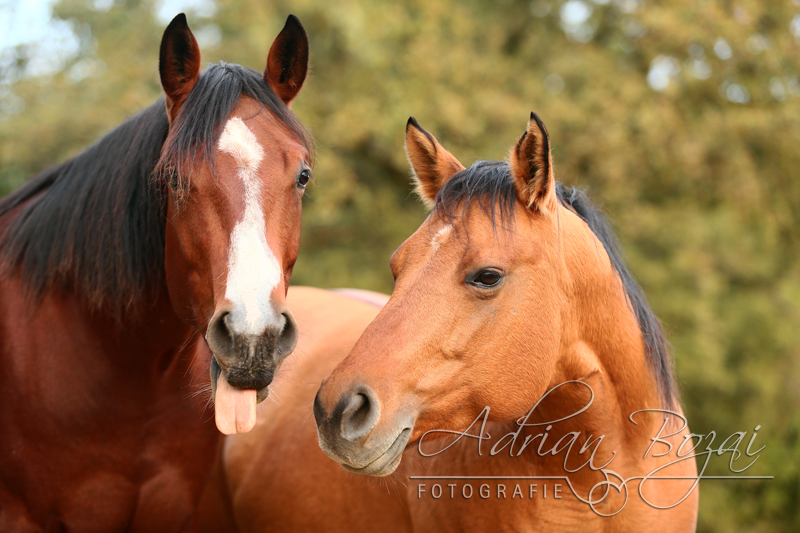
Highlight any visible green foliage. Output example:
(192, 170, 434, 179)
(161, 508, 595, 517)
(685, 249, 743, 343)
(1, 1, 798, 530)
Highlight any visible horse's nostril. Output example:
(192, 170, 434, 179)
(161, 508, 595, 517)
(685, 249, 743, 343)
(349, 394, 370, 430)
(206, 309, 235, 362)
(313, 388, 327, 428)
(340, 387, 380, 442)
(275, 310, 298, 361)
(220, 313, 234, 340)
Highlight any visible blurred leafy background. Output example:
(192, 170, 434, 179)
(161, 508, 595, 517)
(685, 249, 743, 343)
(1, 0, 798, 530)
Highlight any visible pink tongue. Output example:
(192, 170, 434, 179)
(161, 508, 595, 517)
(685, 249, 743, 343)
(214, 373, 257, 435)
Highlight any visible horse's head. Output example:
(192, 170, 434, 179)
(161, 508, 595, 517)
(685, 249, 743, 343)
(314, 114, 636, 475)
(155, 15, 311, 434)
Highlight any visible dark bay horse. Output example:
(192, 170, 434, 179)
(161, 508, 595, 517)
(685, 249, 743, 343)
(200, 116, 698, 531)
(0, 14, 311, 531)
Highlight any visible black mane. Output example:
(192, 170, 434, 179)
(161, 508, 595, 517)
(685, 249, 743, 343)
(0, 62, 311, 317)
(433, 161, 677, 408)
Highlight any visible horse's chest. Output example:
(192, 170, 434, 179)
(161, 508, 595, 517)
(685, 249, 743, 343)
(59, 462, 197, 532)
(410, 483, 600, 532)
(68, 405, 217, 531)
(0, 284, 218, 530)
(1, 426, 214, 532)
(0, 369, 218, 531)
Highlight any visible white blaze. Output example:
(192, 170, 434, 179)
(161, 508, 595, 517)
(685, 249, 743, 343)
(218, 117, 282, 334)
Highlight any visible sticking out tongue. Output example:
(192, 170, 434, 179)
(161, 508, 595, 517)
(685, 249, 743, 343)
(214, 373, 257, 435)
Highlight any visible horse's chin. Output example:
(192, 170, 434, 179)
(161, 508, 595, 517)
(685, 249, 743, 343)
(340, 449, 404, 477)
(330, 426, 412, 477)
(209, 356, 269, 435)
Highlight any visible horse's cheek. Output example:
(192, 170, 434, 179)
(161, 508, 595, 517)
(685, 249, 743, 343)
(163, 219, 210, 328)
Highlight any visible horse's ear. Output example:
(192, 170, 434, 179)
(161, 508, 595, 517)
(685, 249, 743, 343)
(509, 112, 556, 213)
(159, 14, 201, 124)
(265, 15, 309, 107)
(405, 117, 465, 209)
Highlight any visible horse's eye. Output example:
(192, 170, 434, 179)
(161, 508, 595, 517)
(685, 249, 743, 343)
(167, 169, 180, 191)
(471, 269, 503, 288)
(297, 169, 311, 188)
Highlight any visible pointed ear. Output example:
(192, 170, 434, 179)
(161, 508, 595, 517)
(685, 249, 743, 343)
(159, 14, 201, 124)
(265, 15, 309, 107)
(509, 112, 556, 213)
(405, 117, 465, 209)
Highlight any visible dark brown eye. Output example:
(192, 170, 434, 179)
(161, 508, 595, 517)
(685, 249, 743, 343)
(471, 269, 503, 288)
(166, 169, 180, 191)
(297, 169, 311, 188)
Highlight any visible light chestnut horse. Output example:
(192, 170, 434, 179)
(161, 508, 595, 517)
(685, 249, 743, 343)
(197, 115, 698, 532)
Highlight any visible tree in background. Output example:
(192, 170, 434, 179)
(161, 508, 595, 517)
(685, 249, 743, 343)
(1, 1, 798, 531)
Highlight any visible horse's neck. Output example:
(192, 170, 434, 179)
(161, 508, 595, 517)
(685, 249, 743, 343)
(45, 279, 197, 372)
(557, 244, 663, 431)
(102, 285, 199, 368)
